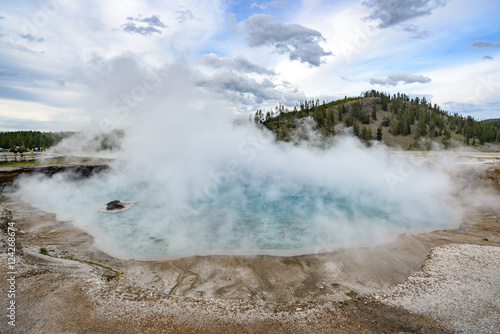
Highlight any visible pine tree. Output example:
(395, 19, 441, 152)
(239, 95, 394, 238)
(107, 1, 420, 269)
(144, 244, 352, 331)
(353, 122, 360, 137)
(376, 126, 383, 141)
(371, 104, 377, 121)
(381, 97, 388, 111)
(327, 109, 335, 127)
(341, 104, 347, 115)
(367, 127, 373, 141)
(441, 127, 451, 148)
(361, 126, 368, 140)
(416, 122, 427, 137)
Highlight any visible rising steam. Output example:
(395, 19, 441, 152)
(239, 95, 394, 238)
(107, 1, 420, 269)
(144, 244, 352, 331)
(11, 57, 464, 259)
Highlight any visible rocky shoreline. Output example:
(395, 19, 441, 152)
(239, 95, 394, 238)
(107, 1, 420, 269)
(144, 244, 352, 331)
(0, 162, 499, 333)
(0, 163, 110, 184)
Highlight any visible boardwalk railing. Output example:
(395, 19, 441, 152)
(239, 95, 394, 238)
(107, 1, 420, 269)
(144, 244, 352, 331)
(0, 152, 45, 163)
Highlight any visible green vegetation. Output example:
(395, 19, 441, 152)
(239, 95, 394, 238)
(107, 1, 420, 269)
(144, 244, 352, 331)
(256, 90, 500, 149)
(0, 159, 40, 167)
(0, 131, 75, 151)
(0, 155, 105, 167)
(38, 249, 122, 280)
(0, 129, 125, 153)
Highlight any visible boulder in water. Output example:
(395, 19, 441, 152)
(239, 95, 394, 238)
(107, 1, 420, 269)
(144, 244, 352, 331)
(106, 200, 125, 211)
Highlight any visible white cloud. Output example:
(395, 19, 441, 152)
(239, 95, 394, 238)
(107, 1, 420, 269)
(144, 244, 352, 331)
(470, 40, 500, 48)
(0, 99, 86, 131)
(362, 0, 446, 28)
(199, 53, 276, 75)
(250, 1, 287, 10)
(422, 58, 500, 118)
(370, 72, 432, 86)
(240, 14, 332, 67)
(121, 15, 166, 35)
(197, 53, 306, 110)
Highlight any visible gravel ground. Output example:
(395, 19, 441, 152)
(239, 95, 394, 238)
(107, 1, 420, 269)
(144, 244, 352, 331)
(378, 243, 500, 333)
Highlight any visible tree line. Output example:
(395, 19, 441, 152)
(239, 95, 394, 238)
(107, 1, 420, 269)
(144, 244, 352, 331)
(0, 129, 125, 152)
(0, 131, 75, 151)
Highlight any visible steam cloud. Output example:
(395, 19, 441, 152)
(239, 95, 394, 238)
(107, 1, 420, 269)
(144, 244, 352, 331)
(12, 56, 464, 259)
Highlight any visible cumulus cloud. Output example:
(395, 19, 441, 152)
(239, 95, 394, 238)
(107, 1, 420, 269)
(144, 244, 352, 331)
(197, 53, 306, 106)
(363, 0, 445, 39)
(199, 53, 275, 75)
(138, 15, 166, 27)
(403, 24, 429, 39)
(176, 10, 194, 23)
(442, 101, 483, 114)
(20, 34, 44, 42)
(121, 15, 166, 36)
(197, 71, 281, 104)
(251, 1, 287, 10)
(122, 23, 161, 35)
(241, 14, 332, 67)
(363, 0, 446, 28)
(370, 72, 431, 86)
(470, 40, 500, 48)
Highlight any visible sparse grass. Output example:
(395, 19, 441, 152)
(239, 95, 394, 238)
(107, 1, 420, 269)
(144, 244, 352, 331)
(38, 248, 122, 280)
(82, 259, 123, 280)
(0, 156, 113, 167)
(0, 160, 40, 167)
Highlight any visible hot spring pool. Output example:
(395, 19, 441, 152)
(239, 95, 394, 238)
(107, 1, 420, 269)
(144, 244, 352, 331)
(13, 164, 461, 259)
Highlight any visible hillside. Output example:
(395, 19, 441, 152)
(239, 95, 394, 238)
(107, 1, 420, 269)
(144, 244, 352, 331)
(255, 90, 500, 150)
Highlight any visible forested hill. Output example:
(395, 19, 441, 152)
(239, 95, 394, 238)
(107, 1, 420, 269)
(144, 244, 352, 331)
(254, 90, 500, 150)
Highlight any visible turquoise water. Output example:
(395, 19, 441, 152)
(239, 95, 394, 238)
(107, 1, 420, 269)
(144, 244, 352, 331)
(51, 173, 453, 258)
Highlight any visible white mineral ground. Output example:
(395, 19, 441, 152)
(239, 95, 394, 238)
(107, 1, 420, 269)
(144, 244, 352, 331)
(0, 153, 499, 333)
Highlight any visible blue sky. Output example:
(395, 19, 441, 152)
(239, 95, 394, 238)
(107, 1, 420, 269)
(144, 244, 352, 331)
(0, 0, 499, 131)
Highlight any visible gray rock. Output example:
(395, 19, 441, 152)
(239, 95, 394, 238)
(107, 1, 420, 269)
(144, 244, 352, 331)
(106, 200, 125, 211)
